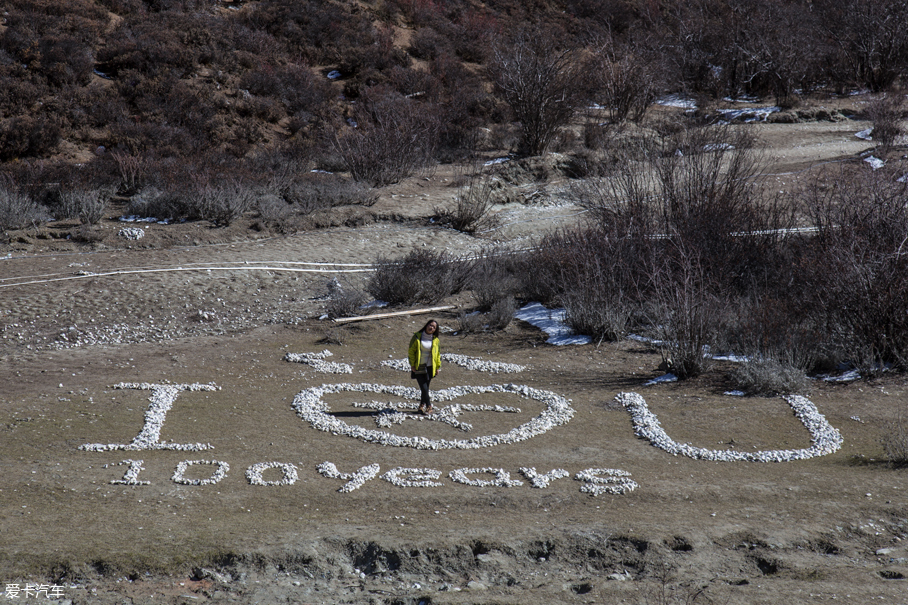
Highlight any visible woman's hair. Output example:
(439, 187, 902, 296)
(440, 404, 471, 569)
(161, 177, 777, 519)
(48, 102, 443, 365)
(420, 318, 439, 336)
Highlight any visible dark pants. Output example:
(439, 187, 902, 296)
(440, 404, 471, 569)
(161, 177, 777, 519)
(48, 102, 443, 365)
(414, 372, 432, 407)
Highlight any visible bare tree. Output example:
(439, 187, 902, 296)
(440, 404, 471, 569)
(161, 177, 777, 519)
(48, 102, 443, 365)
(488, 31, 589, 156)
(817, 0, 908, 91)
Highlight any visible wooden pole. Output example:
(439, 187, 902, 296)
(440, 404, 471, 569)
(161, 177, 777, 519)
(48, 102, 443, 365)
(333, 305, 456, 324)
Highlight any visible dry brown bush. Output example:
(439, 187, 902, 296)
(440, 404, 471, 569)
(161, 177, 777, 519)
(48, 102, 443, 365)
(332, 88, 440, 187)
(0, 177, 50, 230)
(804, 168, 908, 374)
(433, 166, 500, 234)
(882, 407, 908, 468)
(488, 31, 591, 156)
(865, 93, 906, 149)
(368, 248, 468, 305)
(729, 357, 810, 397)
(647, 246, 725, 380)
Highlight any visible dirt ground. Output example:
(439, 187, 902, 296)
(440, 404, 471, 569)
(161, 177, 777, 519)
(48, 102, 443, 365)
(1, 98, 908, 604)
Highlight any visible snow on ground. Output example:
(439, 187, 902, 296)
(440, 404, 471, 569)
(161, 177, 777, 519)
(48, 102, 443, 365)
(514, 302, 591, 346)
(656, 95, 697, 110)
(716, 106, 780, 123)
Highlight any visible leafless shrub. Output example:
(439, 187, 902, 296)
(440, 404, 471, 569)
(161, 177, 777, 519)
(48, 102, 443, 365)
(882, 406, 908, 468)
(0, 180, 50, 230)
(579, 124, 792, 288)
(457, 296, 516, 334)
(280, 175, 378, 213)
(58, 188, 110, 225)
(729, 357, 810, 396)
(368, 248, 466, 305)
(817, 0, 908, 91)
(332, 88, 440, 186)
(562, 289, 635, 343)
(469, 253, 519, 312)
(111, 152, 150, 196)
(804, 168, 908, 374)
(591, 45, 657, 124)
(126, 186, 177, 220)
(256, 195, 296, 231)
(457, 311, 486, 334)
(639, 561, 708, 605)
(647, 248, 724, 379)
(488, 31, 590, 156)
(319, 327, 350, 346)
(325, 286, 368, 320)
(486, 296, 517, 330)
(188, 177, 256, 227)
(434, 165, 500, 234)
(865, 93, 906, 149)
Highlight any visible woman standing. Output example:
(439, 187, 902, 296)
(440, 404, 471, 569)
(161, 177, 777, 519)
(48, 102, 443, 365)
(408, 319, 441, 414)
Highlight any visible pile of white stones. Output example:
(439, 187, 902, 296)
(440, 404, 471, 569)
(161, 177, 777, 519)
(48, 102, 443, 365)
(117, 227, 145, 240)
(617, 392, 843, 462)
(285, 350, 353, 374)
(292, 383, 575, 450)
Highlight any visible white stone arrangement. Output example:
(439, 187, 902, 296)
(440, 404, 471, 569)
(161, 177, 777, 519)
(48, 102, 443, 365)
(284, 350, 353, 374)
(449, 468, 524, 487)
(316, 461, 381, 493)
(80, 382, 218, 452)
(172, 460, 229, 485)
(351, 399, 521, 432)
(109, 459, 150, 485)
(380, 467, 444, 488)
(381, 354, 525, 374)
(519, 467, 570, 489)
(574, 468, 639, 495)
(292, 383, 575, 450)
(617, 392, 843, 462)
(245, 462, 298, 486)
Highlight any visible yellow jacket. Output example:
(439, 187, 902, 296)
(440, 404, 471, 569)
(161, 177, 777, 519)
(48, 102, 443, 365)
(408, 331, 441, 378)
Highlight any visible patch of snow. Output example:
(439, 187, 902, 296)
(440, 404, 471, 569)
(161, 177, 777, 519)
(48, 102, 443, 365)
(644, 373, 677, 386)
(822, 369, 861, 383)
(515, 302, 591, 345)
(716, 106, 780, 123)
(657, 95, 697, 109)
(327, 70, 341, 79)
(864, 156, 885, 170)
(723, 95, 761, 103)
(361, 299, 389, 309)
(897, 173, 908, 183)
(855, 128, 873, 141)
(712, 354, 749, 363)
(724, 390, 746, 397)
